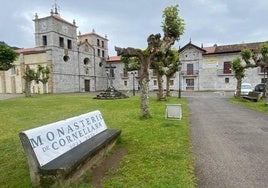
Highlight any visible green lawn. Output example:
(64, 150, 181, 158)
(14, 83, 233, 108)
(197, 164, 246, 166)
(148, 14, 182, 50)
(229, 97, 268, 114)
(0, 93, 195, 188)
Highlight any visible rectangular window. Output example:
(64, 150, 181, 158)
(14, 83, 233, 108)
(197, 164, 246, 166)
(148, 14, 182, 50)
(260, 65, 267, 73)
(223, 62, 231, 74)
(101, 41, 104, 48)
(124, 81, 128, 86)
(67, 39, 72, 49)
(102, 50, 105, 57)
(97, 39, 100, 46)
(59, 37, 64, 48)
(42, 36, 47, 46)
(110, 69, 115, 78)
(153, 80, 157, 86)
(170, 79, 174, 86)
(97, 49, 100, 56)
(186, 78, 194, 90)
(261, 78, 267, 83)
(123, 69, 128, 77)
(225, 77, 229, 83)
(187, 64, 194, 75)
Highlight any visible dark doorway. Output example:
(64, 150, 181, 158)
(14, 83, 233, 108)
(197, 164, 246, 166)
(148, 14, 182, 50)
(85, 80, 90, 92)
(186, 78, 194, 91)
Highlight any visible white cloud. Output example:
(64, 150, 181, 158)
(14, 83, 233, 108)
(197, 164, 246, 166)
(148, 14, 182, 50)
(0, 0, 267, 54)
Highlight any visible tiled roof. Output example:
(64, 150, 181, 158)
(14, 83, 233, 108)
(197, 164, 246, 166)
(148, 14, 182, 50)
(203, 41, 268, 54)
(16, 48, 46, 54)
(16, 48, 36, 53)
(78, 32, 108, 41)
(107, 56, 121, 62)
(203, 46, 216, 54)
(180, 41, 268, 55)
(52, 15, 76, 27)
(178, 42, 206, 53)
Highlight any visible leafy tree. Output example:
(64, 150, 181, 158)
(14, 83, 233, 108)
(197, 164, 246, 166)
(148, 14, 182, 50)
(232, 48, 259, 97)
(23, 65, 38, 97)
(164, 49, 180, 96)
(232, 44, 268, 98)
(150, 52, 166, 100)
(116, 5, 184, 118)
(231, 57, 246, 97)
(259, 43, 268, 102)
(37, 65, 50, 93)
(121, 57, 140, 71)
(150, 49, 179, 100)
(0, 43, 19, 71)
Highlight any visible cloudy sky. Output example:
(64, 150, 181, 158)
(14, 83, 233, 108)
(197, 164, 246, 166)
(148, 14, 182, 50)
(1, 0, 268, 56)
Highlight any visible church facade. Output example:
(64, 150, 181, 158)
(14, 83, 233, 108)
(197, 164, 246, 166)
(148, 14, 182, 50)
(0, 8, 109, 94)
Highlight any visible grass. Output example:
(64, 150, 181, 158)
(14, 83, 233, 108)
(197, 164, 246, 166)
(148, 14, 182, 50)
(0, 93, 195, 188)
(229, 97, 268, 114)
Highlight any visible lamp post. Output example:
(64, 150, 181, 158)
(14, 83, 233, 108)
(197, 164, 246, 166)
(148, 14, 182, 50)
(264, 66, 266, 82)
(178, 65, 182, 98)
(106, 69, 109, 89)
(264, 66, 267, 97)
(131, 71, 136, 96)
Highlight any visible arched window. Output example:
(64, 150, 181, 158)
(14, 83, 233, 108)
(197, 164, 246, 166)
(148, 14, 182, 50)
(84, 57, 90, 65)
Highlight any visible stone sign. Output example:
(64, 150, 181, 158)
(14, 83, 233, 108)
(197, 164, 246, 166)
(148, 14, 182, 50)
(165, 104, 182, 120)
(21, 110, 107, 166)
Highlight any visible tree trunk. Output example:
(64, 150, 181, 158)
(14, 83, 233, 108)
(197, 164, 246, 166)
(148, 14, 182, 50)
(140, 78, 150, 118)
(115, 47, 152, 118)
(236, 74, 242, 97)
(139, 57, 150, 118)
(25, 79, 31, 97)
(43, 82, 47, 94)
(157, 72, 164, 100)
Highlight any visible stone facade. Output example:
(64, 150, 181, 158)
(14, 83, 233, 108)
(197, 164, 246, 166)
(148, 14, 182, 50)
(0, 9, 109, 94)
(183, 42, 266, 91)
(0, 8, 266, 94)
(106, 56, 179, 93)
(107, 41, 267, 92)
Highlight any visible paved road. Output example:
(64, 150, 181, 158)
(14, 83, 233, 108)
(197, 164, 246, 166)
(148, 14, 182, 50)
(187, 92, 268, 188)
(0, 94, 23, 100)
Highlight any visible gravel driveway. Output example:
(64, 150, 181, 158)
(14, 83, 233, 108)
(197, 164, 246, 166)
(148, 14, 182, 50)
(187, 92, 268, 188)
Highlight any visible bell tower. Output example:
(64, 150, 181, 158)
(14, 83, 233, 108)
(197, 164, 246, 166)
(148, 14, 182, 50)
(33, 4, 78, 51)
(33, 2, 81, 93)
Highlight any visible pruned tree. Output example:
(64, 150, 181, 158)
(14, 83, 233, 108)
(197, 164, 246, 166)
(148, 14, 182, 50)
(164, 49, 180, 96)
(232, 48, 260, 97)
(232, 44, 268, 98)
(0, 43, 19, 71)
(150, 49, 179, 100)
(23, 65, 38, 97)
(115, 5, 184, 118)
(231, 57, 246, 97)
(259, 43, 268, 103)
(37, 65, 50, 93)
(150, 51, 166, 100)
(122, 56, 140, 71)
